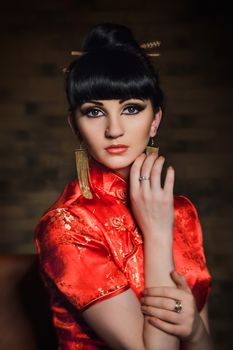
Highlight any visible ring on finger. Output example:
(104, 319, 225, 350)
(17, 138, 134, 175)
(139, 175, 150, 181)
(173, 299, 182, 313)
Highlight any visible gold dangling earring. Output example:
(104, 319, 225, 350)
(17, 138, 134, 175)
(145, 137, 159, 156)
(74, 139, 93, 199)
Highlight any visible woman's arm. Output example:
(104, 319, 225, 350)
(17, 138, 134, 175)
(82, 288, 146, 350)
(143, 237, 180, 350)
(83, 153, 179, 349)
(129, 153, 179, 349)
(138, 193, 213, 348)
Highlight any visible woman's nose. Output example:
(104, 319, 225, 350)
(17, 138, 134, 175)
(105, 117, 124, 138)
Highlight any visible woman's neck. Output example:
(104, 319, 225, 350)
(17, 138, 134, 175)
(89, 156, 130, 183)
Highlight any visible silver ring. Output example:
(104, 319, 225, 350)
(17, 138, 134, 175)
(139, 175, 150, 181)
(174, 299, 182, 313)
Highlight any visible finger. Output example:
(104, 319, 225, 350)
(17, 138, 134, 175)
(150, 156, 165, 191)
(163, 165, 175, 197)
(141, 296, 180, 313)
(141, 306, 181, 324)
(129, 153, 146, 194)
(170, 271, 192, 293)
(139, 153, 158, 189)
(148, 317, 183, 336)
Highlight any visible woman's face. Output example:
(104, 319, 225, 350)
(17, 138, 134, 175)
(68, 98, 162, 179)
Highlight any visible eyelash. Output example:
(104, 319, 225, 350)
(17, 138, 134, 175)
(80, 104, 145, 118)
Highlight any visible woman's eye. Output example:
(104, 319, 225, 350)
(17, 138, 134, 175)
(123, 104, 144, 115)
(82, 108, 104, 118)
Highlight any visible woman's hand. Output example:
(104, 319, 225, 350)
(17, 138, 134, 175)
(129, 153, 175, 242)
(140, 270, 202, 343)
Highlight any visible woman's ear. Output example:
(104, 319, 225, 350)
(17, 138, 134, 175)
(150, 107, 162, 137)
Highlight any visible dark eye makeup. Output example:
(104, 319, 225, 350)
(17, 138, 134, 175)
(80, 103, 146, 118)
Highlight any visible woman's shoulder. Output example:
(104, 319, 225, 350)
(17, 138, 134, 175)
(174, 194, 199, 218)
(173, 194, 202, 238)
(35, 204, 100, 236)
(173, 194, 204, 247)
(34, 201, 107, 253)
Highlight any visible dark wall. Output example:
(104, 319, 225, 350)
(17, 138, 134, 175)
(0, 1, 232, 349)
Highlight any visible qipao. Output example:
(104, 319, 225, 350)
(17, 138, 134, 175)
(34, 157, 212, 350)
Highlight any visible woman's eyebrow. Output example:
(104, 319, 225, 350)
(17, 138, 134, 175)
(82, 98, 145, 106)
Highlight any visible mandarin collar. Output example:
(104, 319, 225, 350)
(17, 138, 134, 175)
(88, 157, 129, 203)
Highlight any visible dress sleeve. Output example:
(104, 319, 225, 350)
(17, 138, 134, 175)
(174, 195, 212, 312)
(34, 207, 130, 312)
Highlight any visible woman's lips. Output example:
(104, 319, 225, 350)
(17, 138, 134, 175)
(105, 146, 128, 154)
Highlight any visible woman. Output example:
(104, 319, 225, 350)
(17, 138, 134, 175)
(34, 23, 213, 349)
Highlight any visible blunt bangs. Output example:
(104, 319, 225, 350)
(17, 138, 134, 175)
(66, 49, 162, 114)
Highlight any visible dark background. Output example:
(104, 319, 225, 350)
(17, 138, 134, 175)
(0, 1, 232, 349)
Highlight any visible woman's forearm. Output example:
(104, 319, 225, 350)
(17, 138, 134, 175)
(142, 237, 180, 350)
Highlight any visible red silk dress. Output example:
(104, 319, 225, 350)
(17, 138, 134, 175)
(34, 156, 212, 350)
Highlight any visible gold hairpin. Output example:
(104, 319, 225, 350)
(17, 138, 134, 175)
(71, 51, 83, 56)
(140, 40, 161, 49)
(146, 53, 160, 56)
(140, 40, 161, 56)
(70, 40, 161, 57)
(62, 41, 161, 73)
(70, 51, 160, 57)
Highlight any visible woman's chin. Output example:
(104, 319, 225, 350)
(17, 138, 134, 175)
(90, 150, 144, 172)
(101, 157, 133, 170)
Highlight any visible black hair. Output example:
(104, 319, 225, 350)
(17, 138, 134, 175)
(65, 23, 164, 116)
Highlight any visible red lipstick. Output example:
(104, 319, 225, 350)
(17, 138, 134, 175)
(105, 144, 129, 154)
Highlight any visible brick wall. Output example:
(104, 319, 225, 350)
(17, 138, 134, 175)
(0, 1, 232, 348)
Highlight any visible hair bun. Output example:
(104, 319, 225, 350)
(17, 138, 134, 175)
(82, 23, 140, 53)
